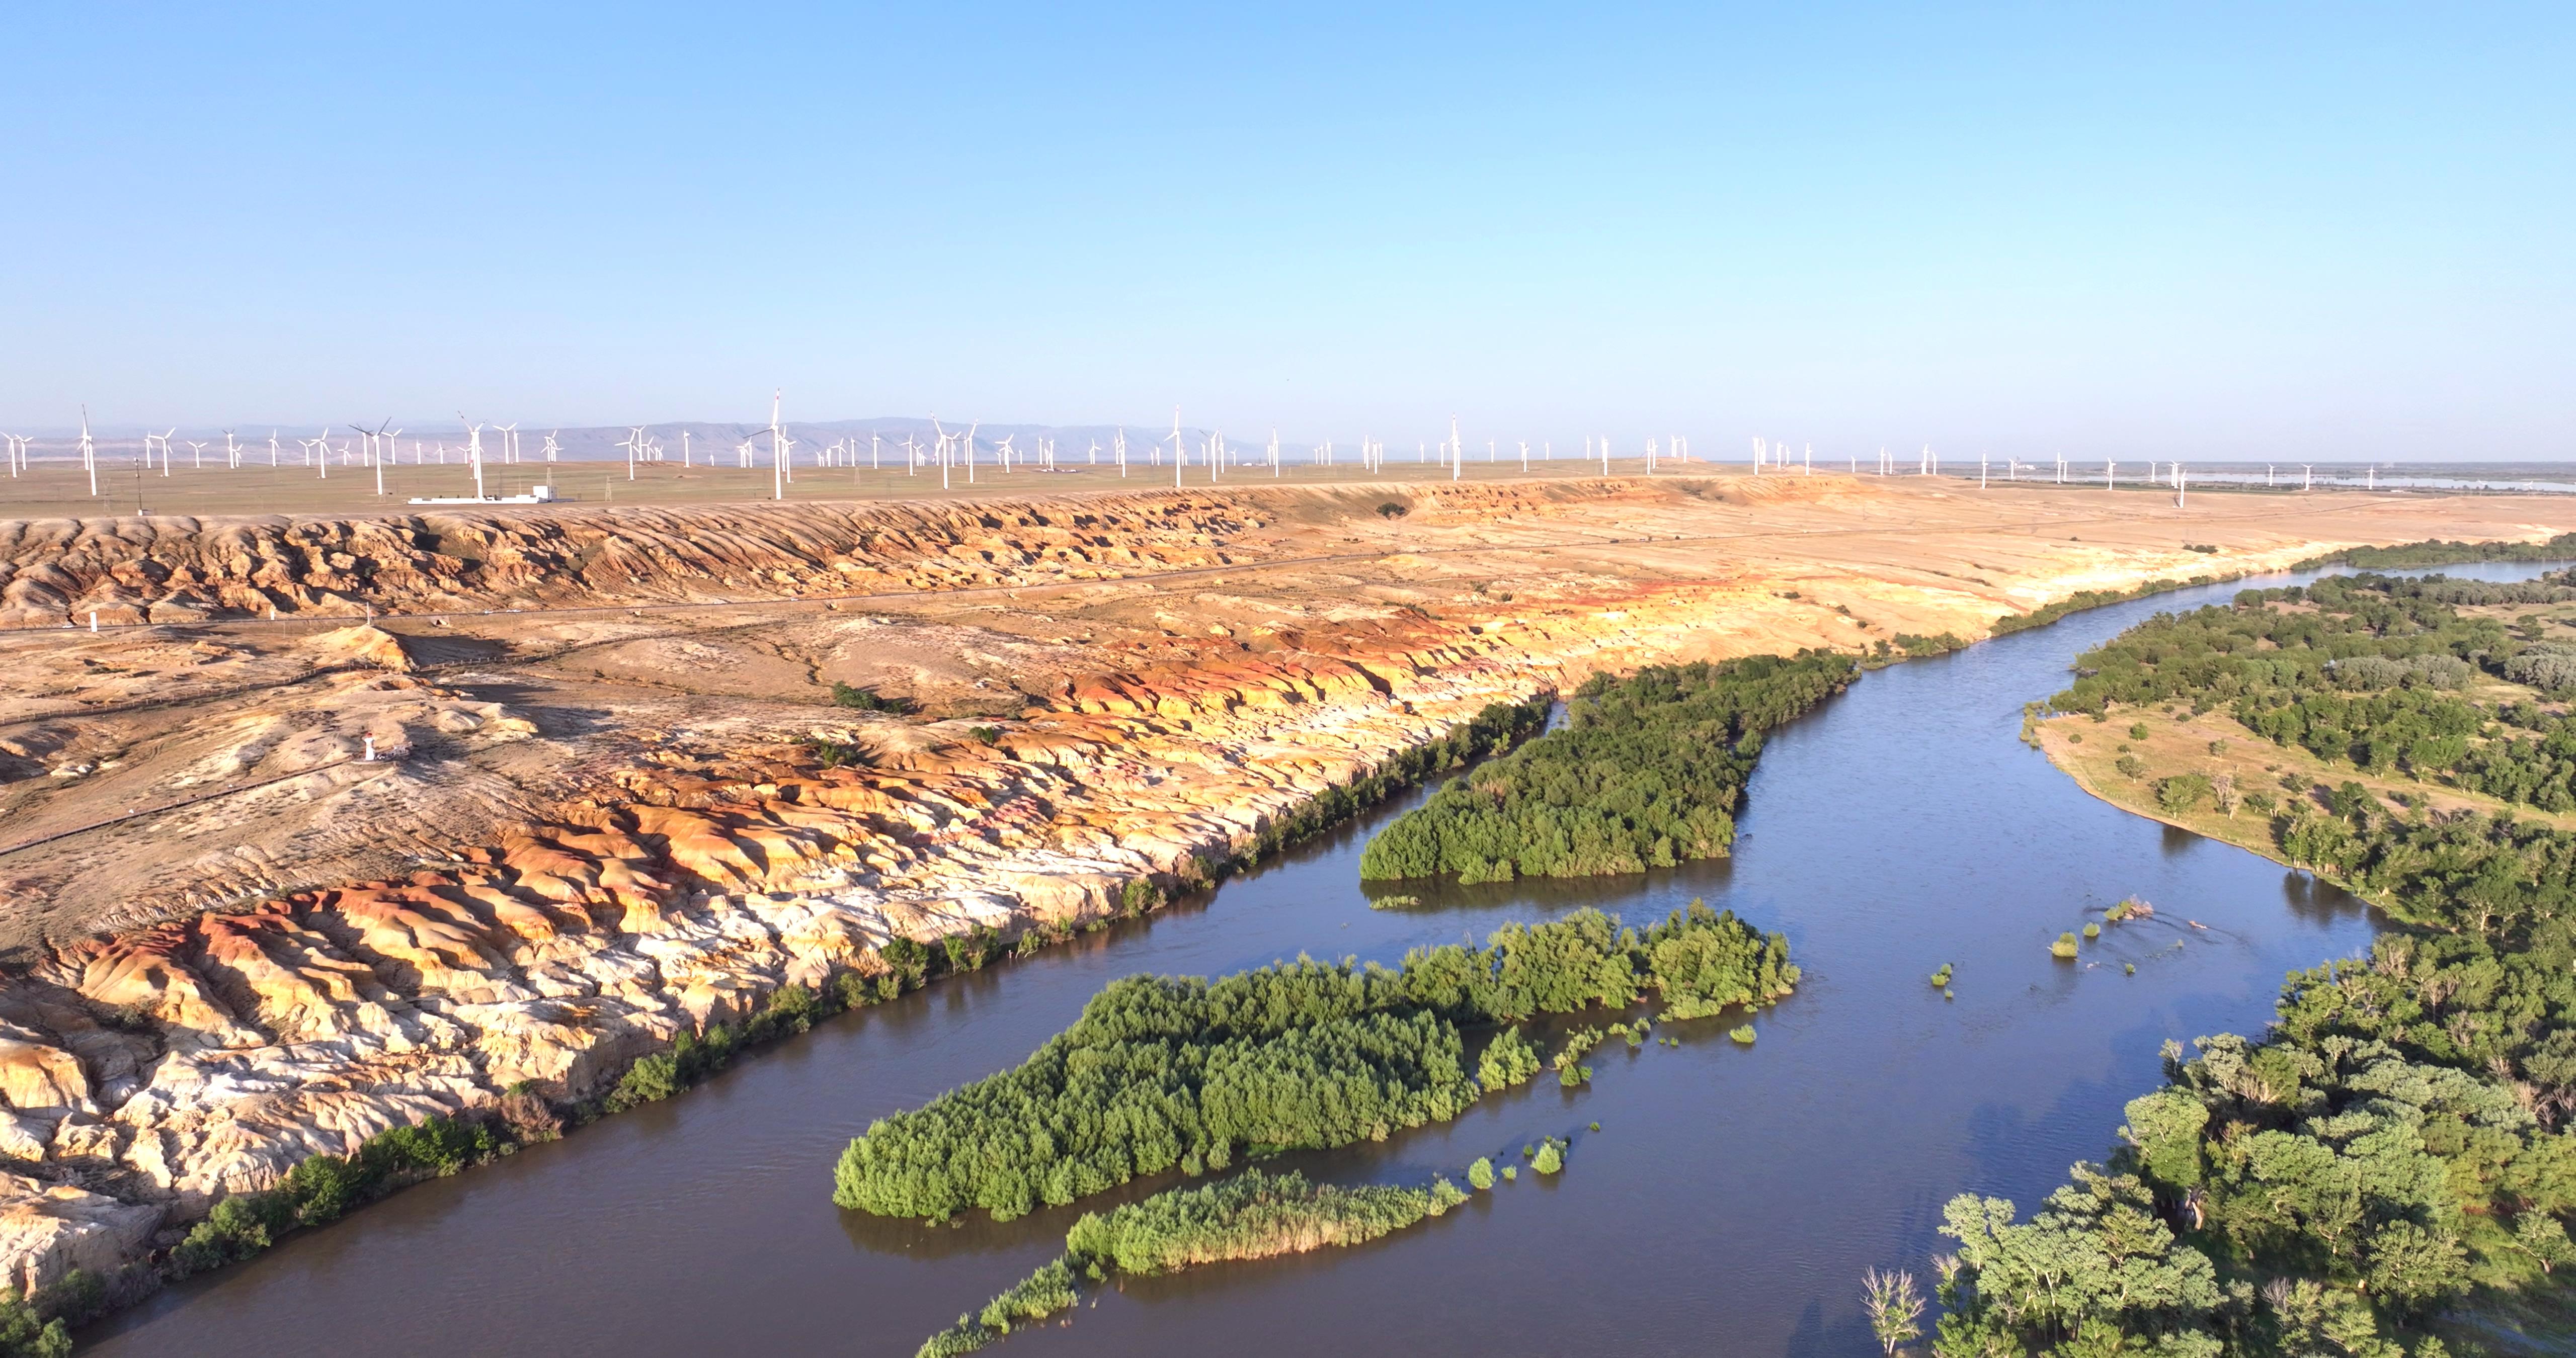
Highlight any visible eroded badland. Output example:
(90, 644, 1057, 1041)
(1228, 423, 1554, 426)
(0, 471, 2564, 1302)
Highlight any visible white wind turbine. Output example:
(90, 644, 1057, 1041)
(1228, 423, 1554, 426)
(541, 431, 559, 464)
(78, 407, 98, 496)
(767, 391, 791, 497)
(459, 417, 487, 499)
(351, 418, 394, 495)
(186, 439, 206, 469)
(617, 427, 643, 481)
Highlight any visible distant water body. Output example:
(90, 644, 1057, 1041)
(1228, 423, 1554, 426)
(85, 561, 2567, 1358)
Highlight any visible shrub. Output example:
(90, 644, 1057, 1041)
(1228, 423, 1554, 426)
(1532, 1139, 1565, 1175)
(1467, 1157, 1495, 1190)
(1728, 1025, 1756, 1045)
(1477, 1026, 1541, 1090)
(2114, 755, 2147, 780)
(0, 1288, 67, 1358)
(801, 735, 875, 769)
(2129, 722, 2150, 740)
(2050, 932, 2080, 959)
(2155, 774, 2213, 813)
(830, 682, 911, 712)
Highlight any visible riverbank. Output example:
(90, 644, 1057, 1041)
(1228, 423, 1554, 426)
(4, 476, 2570, 1338)
(2008, 566, 2576, 1354)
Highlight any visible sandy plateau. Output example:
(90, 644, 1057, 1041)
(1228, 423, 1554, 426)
(0, 471, 2564, 1306)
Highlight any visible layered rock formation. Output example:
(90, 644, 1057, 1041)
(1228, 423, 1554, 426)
(0, 493, 1271, 628)
(0, 472, 2564, 1310)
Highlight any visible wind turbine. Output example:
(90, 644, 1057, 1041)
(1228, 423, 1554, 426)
(617, 427, 643, 481)
(1170, 406, 1184, 489)
(460, 417, 487, 499)
(186, 439, 206, 469)
(350, 418, 394, 495)
(766, 391, 791, 498)
(541, 431, 559, 464)
(79, 407, 97, 496)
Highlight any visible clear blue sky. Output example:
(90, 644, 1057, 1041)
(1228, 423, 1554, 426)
(5, 3, 2568, 460)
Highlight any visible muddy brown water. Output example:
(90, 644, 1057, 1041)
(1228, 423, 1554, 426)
(84, 563, 2562, 1357)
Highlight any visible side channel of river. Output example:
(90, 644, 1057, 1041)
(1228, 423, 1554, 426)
(85, 562, 2564, 1358)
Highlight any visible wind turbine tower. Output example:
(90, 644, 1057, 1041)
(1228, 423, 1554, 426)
(768, 390, 788, 500)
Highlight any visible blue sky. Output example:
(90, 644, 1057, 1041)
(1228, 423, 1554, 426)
(4, 4, 2568, 459)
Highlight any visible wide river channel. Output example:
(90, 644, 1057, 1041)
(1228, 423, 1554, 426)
(86, 562, 2563, 1357)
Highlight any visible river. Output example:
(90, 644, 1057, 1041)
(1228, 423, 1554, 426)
(84, 561, 2562, 1357)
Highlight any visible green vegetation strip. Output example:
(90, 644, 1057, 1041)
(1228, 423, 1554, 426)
(832, 902, 1793, 1222)
(917, 1168, 1470, 1357)
(1934, 570, 2576, 1355)
(2292, 532, 2576, 572)
(1358, 653, 1854, 883)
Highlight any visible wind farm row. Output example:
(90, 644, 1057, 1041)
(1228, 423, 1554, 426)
(0, 397, 2552, 520)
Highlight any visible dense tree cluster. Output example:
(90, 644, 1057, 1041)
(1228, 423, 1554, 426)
(1359, 653, 1854, 882)
(1942, 574, 2576, 1356)
(918, 1169, 1468, 1357)
(2053, 572, 2576, 813)
(2294, 533, 2576, 571)
(834, 902, 1793, 1222)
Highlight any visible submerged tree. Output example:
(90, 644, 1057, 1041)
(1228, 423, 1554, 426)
(1859, 1267, 1923, 1356)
